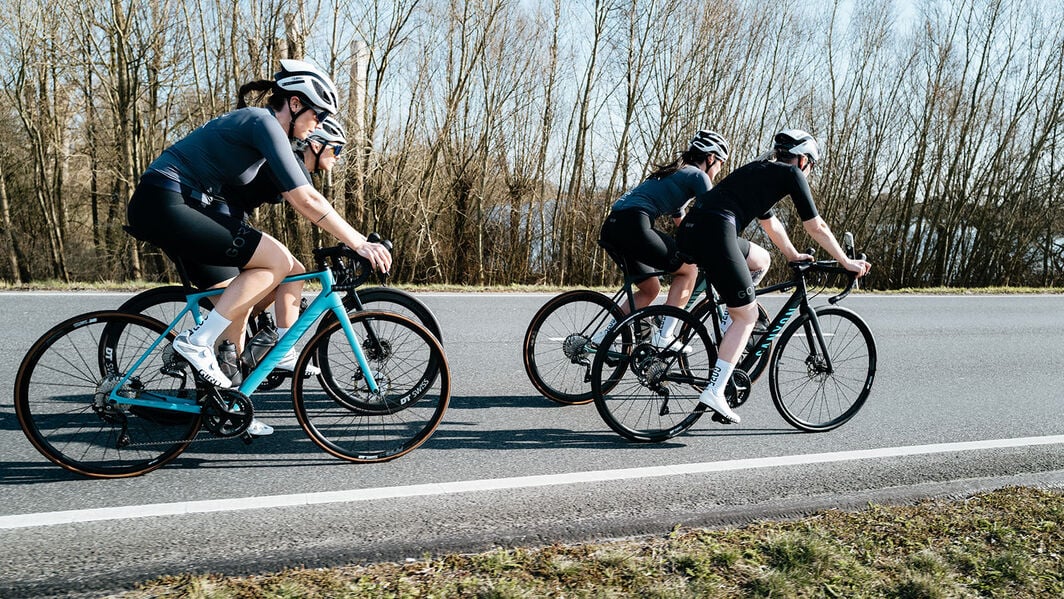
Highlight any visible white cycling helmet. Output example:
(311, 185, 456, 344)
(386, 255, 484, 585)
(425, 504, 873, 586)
(773, 129, 821, 164)
(307, 116, 347, 146)
(275, 59, 339, 115)
(690, 129, 729, 161)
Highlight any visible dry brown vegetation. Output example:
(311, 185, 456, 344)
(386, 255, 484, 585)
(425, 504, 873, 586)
(1, 0, 1062, 289)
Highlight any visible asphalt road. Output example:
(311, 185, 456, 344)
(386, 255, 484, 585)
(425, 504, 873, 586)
(1, 291, 1063, 597)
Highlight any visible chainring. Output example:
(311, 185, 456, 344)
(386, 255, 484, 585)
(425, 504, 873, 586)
(202, 389, 254, 438)
(725, 368, 752, 408)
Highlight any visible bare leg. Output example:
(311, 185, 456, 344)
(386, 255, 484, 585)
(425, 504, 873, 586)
(664, 262, 697, 309)
(715, 302, 758, 365)
(273, 259, 307, 329)
(746, 243, 770, 285)
(631, 277, 660, 312)
(210, 235, 296, 341)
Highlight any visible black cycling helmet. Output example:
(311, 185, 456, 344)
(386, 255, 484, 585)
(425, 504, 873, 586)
(773, 129, 821, 165)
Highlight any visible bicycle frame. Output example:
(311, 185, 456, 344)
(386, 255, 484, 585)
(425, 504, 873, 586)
(737, 264, 840, 374)
(107, 265, 379, 413)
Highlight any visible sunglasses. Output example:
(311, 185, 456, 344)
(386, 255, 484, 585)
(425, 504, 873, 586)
(291, 97, 330, 123)
(329, 144, 343, 157)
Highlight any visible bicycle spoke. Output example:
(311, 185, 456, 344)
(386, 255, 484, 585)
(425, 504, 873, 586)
(591, 306, 712, 442)
(15, 312, 201, 478)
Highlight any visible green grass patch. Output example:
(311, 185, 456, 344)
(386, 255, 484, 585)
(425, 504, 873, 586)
(117, 486, 1064, 598)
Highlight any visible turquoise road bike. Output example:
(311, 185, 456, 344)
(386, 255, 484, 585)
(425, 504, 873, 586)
(14, 244, 450, 478)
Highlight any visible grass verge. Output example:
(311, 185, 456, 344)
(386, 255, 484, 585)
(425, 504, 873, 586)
(117, 486, 1062, 598)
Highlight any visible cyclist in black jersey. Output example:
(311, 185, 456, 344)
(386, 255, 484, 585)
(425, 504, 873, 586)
(676, 129, 871, 424)
(127, 59, 390, 424)
(596, 130, 728, 350)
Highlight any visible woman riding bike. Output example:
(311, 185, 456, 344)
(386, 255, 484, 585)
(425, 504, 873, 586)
(126, 59, 391, 435)
(676, 129, 871, 424)
(596, 129, 729, 350)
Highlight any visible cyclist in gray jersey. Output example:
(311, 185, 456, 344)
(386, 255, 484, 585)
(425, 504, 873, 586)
(168, 117, 344, 291)
(675, 129, 871, 424)
(596, 130, 728, 350)
(127, 60, 390, 433)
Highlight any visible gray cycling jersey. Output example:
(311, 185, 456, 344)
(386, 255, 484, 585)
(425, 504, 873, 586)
(224, 154, 313, 218)
(610, 164, 712, 219)
(144, 107, 308, 197)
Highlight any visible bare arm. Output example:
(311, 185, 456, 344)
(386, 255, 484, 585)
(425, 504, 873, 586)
(801, 216, 870, 276)
(282, 184, 392, 272)
(760, 215, 807, 262)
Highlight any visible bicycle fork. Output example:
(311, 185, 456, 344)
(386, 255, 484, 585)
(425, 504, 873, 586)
(799, 307, 834, 375)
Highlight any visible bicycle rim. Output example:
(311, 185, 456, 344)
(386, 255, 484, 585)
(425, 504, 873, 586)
(523, 290, 627, 405)
(769, 306, 876, 432)
(592, 306, 710, 442)
(295, 311, 451, 462)
(15, 311, 202, 478)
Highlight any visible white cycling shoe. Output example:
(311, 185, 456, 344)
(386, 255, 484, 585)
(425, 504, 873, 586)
(246, 419, 274, 436)
(275, 349, 321, 377)
(697, 388, 741, 424)
(172, 331, 232, 388)
(651, 332, 693, 354)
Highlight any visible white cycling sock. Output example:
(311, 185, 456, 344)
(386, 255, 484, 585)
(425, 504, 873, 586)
(186, 311, 233, 347)
(719, 306, 732, 334)
(276, 327, 289, 339)
(707, 358, 735, 397)
(659, 316, 679, 339)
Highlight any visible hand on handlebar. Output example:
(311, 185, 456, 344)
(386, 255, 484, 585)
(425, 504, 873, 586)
(356, 241, 392, 273)
(843, 257, 871, 277)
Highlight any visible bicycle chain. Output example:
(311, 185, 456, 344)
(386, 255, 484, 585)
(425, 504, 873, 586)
(119, 429, 241, 448)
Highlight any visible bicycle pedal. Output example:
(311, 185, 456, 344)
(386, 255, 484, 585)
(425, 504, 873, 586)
(240, 432, 254, 445)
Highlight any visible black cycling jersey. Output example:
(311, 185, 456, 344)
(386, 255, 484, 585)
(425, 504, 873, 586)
(678, 160, 820, 308)
(690, 160, 818, 229)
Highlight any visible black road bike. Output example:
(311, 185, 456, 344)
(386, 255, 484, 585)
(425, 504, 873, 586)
(590, 239, 876, 442)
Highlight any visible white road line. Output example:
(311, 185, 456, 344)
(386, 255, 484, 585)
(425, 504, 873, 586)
(3, 435, 1062, 530)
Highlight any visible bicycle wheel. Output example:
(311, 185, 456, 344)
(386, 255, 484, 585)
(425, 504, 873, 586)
(14, 311, 202, 478)
(294, 310, 450, 462)
(769, 305, 876, 432)
(591, 305, 713, 442)
(689, 297, 772, 383)
(522, 290, 630, 405)
(345, 287, 443, 342)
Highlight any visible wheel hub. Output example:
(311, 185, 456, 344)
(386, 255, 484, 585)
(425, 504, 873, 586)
(563, 333, 591, 362)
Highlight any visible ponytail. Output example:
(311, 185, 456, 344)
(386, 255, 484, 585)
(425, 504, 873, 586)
(646, 148, 710, 180)
(237, 80, 285, 110)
